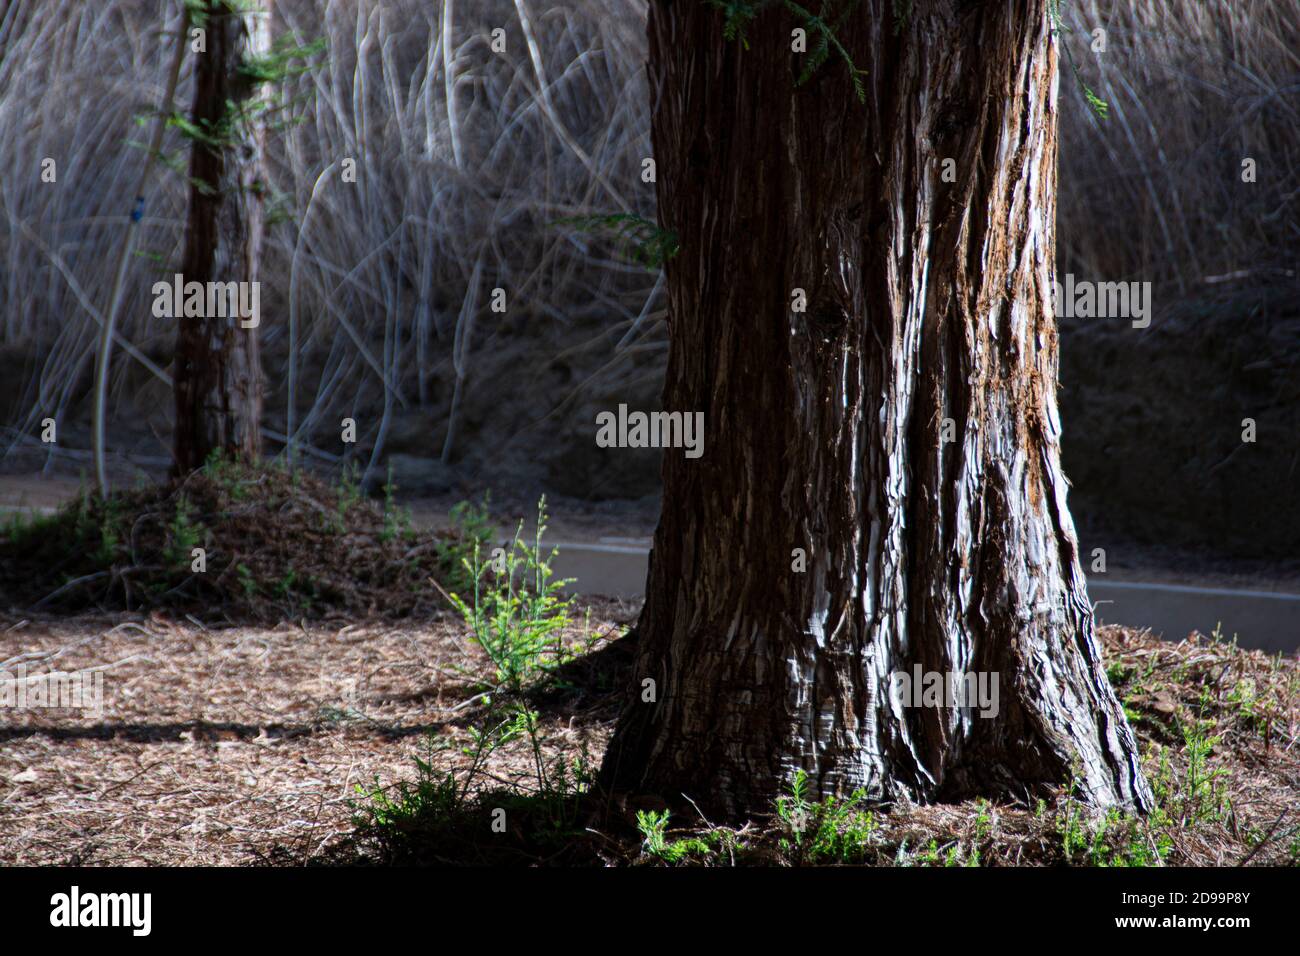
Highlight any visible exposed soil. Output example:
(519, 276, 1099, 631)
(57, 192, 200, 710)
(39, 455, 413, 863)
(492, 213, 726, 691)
(1061, 276, 1300, 562)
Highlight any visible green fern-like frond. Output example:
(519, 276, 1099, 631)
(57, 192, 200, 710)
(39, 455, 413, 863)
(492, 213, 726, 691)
(552, 213, 680, 271)
(892, 0, 913, 34)
(1049, 0, 1110, 121)
(703, 0, 868, 103)
(783, 1, 867, 102)
(238, 34, 327, 88)
(703, 0, 776, 43)
(1082, 84, 1109, 120)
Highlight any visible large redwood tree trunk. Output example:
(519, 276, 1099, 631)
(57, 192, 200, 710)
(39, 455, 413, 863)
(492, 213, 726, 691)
(599, 0, 1152, 818)
(173, 1, 268, 473)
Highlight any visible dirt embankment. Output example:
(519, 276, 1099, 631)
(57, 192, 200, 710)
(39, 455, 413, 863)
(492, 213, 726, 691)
(1060, 278, 1300, 560)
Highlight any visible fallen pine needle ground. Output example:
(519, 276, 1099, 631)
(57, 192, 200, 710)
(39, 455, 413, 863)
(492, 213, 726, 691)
(1, 606, 1295, 867)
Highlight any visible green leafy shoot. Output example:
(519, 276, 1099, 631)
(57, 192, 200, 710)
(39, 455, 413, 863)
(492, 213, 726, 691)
(703, 0, 867, 102)
(551, 213, 679, 271)
(1049, 0, 1110, 121)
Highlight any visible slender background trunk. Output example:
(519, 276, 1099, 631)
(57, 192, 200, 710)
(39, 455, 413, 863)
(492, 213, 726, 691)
(599, 0, 1152, 818)
(173, 1, 268, 473)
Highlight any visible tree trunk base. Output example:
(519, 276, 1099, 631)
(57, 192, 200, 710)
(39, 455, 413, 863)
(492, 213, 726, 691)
(597, 0, 1152, 821)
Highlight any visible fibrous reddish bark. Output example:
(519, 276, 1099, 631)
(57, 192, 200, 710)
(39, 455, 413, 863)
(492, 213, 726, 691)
(599, 0, 1152, 818)
(173, 1, 268, 473)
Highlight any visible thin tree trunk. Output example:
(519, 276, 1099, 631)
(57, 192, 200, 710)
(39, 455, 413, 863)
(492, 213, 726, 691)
(599, 0, 1152, 818)
(173, 1, 268, 474)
